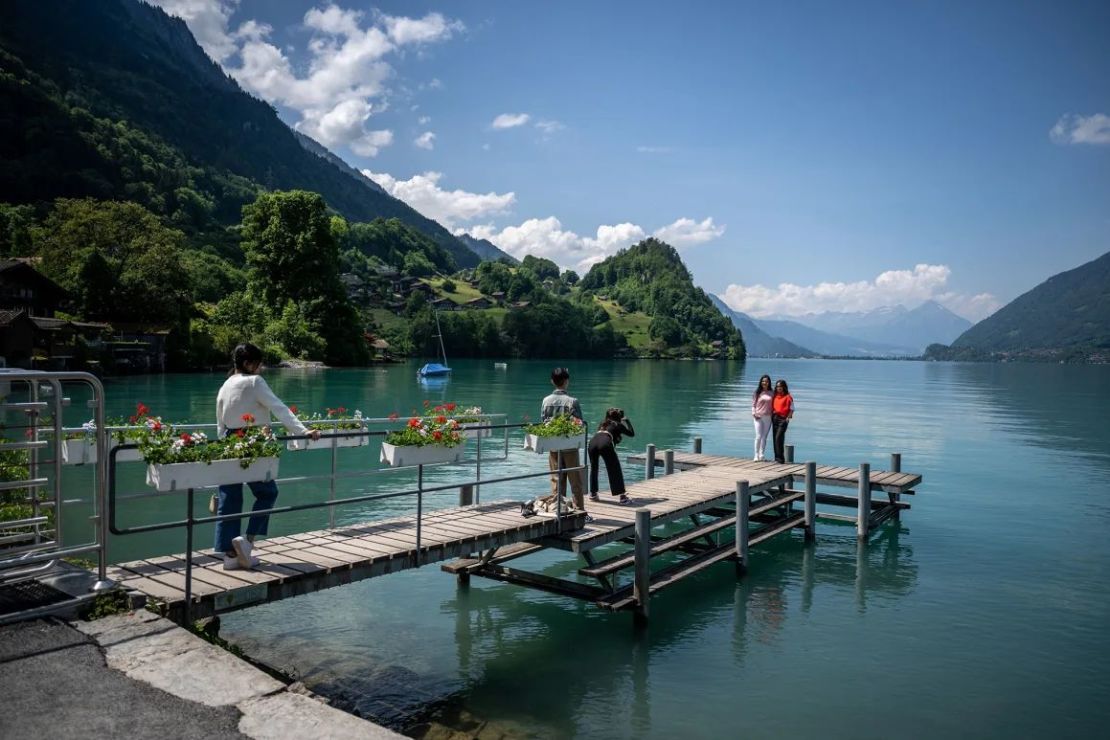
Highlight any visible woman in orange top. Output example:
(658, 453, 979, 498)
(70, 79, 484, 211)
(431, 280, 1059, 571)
(771, 379, 795, 464)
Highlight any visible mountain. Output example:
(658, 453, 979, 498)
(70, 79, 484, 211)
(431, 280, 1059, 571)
(294, 132, 386, 196)
(709, 295, 816, 357)
(753, 317, 914, 357)
(0, 0, 480, 268)
(784, 301, 971, 354)
(931, 250, 1110, 361)
(580, 239, 745, 358)
(457, 233, 518, 265)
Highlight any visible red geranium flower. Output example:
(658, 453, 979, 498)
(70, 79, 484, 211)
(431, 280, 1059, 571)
(128, 415, 137, 424)
(434, 405, 444, 412)
(152, 421, 162, 431)
(435, 415, 447, 424)
(289, 405, 299, 414)
(236, 428, 245, 438)
(179, 433, 192, 446)
(338, 406, 347, 415)
(432, 430, 443, 441)
(407, 417, 421, 428)
(445, 403, 457, 412)
(241, 413, 255, 424)
(136, 403, 150, 417)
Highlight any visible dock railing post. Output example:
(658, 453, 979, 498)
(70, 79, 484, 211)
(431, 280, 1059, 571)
(184, 487, 194, 625)
(804, 461, 816, 541)
(416, 464, 424, 565)
(890, 452, 902, 518)
(785, 445, 794, 464)
(664, 449, 674, 475)
(693, 436, 702, 454)
(645, 444, 656, 480)
(857, 462, 871, 540)
(634, 508, 651, 626)
(735, 481, 750, 574)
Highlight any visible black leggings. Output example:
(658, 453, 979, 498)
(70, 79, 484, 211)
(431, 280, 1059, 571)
(588, 433, 626, 496)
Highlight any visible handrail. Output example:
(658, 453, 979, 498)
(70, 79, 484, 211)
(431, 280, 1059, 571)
(0, 370, 112, 601)
(106, 420, 591, 622)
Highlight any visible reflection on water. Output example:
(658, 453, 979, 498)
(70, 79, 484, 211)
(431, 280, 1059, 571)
(63, 359, 1110, 737)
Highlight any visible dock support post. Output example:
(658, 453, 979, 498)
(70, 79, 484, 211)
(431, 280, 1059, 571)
(804, 461, 816, 541)
(693, 436, 702, 454)
(890, 453, 902, 519)
(663, 449, 674, 475)
(645, 444, 656, 480)
(785, 445, 794, 464)
(735, 481, 750, 574)
(459, 485, 474, 507)
(634, 509, 651, 626)
(857, 462, 870, 540)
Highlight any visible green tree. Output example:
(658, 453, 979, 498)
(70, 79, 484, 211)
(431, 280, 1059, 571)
(521, 255, 560, 281)
(240, 190, 342, 306)
(31, 198, 192, 324)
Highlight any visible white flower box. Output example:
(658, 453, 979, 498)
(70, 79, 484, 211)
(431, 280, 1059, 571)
(286, 427, 369, 451)
(523, 434, 582, 454)
(145, 457, 280, 492)
(458, 422, 493, 439)
(61, 438, 143, 466)
(379, 440, 467, 468)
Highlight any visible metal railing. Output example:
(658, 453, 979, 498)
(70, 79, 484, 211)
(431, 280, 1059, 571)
(0, 370, 114, 622)
(106, 421, 590, 623)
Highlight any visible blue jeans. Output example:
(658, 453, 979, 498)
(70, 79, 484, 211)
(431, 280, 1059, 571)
(213, 478, 279, 554)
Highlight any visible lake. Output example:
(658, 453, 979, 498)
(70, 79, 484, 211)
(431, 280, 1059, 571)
(59, 359, 1110, 738)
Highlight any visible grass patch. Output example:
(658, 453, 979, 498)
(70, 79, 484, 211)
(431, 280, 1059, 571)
(79, 589, 132, 620)
(594, 297, 652, 350)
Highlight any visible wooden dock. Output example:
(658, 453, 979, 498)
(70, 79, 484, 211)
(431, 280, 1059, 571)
(108, 449, 922, 624)
(107, 501, 586, 621)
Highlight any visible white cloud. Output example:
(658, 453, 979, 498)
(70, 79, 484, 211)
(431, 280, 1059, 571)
(350, 129, 393, 157)
(652, 217, 725, 248)
(157, 1, 462, 156)
(418, 115, 431, 125)
(461, 216, 722, 274)
(1050, 113, 1110, 145)
(362, 170, 515, 228)
(721, 264, 1000, 322)
(414, 131, 436, 150)
(149, 0, 240, 62)
(535, 119, 565, 135)
(491, 113, 531, 129)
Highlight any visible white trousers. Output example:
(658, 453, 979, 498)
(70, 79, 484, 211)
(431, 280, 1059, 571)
(753, 415, 772, 459)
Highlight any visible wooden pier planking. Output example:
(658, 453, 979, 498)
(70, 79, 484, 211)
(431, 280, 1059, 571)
(109, 449, 922, 622)
(628, 450, 921, 493)
(108, 501, 586, 619)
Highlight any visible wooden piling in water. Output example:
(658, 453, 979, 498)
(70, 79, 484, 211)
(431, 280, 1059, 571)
(735, 481, 750, 574)
(785, 445, 795, 463)
(804, 461, 816, 541)
(645, 444, 656, 480)
(857, 462, 871, 540)
(890, 453, 902, 519)
(634, 509, 651, 625)
(664, 449, 675, 475)
(693, 437, 702, 454)
(458, 484, 474, 507)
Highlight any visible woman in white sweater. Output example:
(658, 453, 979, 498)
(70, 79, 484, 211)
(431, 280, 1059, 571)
(215, 343, 319, 569)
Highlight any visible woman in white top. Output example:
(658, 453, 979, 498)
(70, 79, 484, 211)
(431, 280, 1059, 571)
(751, 374, 774, 461)
(214, 343, 319, 570)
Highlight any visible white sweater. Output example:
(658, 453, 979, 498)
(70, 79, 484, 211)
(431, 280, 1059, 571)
(216, 374, 308, 437)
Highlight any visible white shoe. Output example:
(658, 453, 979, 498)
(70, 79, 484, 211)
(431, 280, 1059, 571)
(223, 554, 261, 570)
(232, 536, 254, 569)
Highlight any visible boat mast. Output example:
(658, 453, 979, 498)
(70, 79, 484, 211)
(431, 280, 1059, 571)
(434, 309, 448, 366)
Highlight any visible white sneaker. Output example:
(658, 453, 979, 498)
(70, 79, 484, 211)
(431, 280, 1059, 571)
(232, 536, 253, 569)
(223, 554, 261, 570)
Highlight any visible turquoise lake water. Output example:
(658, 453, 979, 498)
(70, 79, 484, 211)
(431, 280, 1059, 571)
(55, 359, 1110, 738)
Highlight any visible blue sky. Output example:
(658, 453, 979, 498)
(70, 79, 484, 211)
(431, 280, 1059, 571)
(153, 0, 1110, 321)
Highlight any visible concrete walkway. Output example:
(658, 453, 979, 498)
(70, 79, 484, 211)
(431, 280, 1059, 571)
(0, 611, 403, 740)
